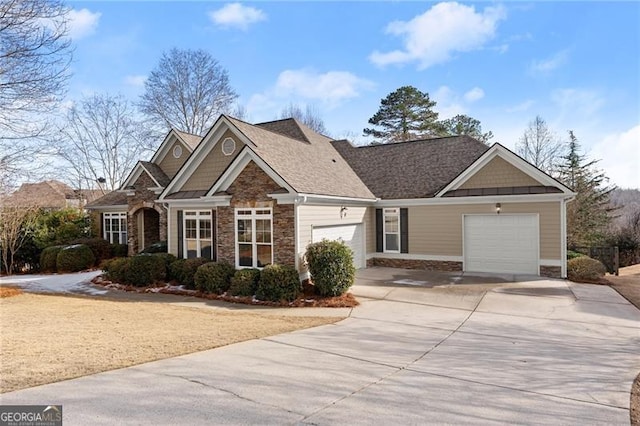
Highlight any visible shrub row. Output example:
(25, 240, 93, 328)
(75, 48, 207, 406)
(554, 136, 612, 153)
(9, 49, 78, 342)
(40, 244, 96, 273)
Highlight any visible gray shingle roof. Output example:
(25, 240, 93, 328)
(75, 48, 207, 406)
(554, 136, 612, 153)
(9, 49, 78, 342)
(255, 118, 310, 143)
(140, 161, 171, 187)
(226, 117, 375, 200)
(331, 136, 489, 199)
(85, 190, 128, 208)
(174, 130, 202, 150)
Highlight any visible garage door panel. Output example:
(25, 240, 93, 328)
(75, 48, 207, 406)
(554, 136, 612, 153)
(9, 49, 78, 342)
(312, 224, 365, 269)
(464, 215, 538, 275)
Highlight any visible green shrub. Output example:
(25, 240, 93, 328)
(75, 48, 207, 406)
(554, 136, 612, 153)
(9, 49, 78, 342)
(71, 238, 112, 264)
(305, 239, 356, 297)
(567, 256, 607, 281)
(171, 257, 211, 289)
(40, 245, 64, 273)
(141, 241, 167, 254)
(123, 255, 166, 287)
(153, 253, 177, 271)
(111, 244, 128, 258)
(228, 269, 261, 297)
(194, 262, 236, 294)
(56, 244, 96, 273)
(103, 257, 129, 283)
(567, 250, 586, 260)
(54, 222, 86, 244)
(256, 264, 301, 302)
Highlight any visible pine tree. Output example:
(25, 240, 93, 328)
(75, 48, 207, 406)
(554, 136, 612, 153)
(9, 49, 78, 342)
(558, 131, 615, 247)
(363, 86, 441, 143)
(440, 114, 494, 144)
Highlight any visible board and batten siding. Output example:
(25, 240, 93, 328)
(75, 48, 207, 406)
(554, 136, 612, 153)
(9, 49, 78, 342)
(179, 130, 243, 192)
(297, 205, 370, 262)
(408, 202, 561, 260)
(460, 156, 542, 189)
(158, 140, 190, 179)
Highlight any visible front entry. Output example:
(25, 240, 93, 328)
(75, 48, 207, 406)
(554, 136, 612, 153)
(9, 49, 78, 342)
(135, 208, 161, 252)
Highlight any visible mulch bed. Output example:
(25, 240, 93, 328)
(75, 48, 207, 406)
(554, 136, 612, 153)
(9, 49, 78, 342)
(0, 286, 22, 298)
(91, 275, 359, 308)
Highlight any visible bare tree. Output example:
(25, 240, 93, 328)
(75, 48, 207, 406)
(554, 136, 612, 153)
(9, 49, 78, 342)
(139, 48, 238, 136)
(0, 204, 39, 275)
(279, 103, 328, 134)
(516, 116, 563, 174)
(57, 94, 153, 192)
(0, 0, 72, 192)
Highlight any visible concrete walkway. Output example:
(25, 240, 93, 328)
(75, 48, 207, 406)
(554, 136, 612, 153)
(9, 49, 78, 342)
(1, 268, 639, 424)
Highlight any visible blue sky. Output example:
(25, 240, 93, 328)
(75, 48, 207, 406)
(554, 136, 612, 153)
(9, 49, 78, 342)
(66, 1, 639, 188)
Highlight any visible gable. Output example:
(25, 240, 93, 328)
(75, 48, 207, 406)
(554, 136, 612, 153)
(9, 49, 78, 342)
(178, 130, 244, 192)
(459, 156, 543, 189)
(158, 139, 190, 179)
(227, 160, 283, 203)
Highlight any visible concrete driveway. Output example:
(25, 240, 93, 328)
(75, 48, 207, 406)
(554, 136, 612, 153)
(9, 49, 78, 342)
(1, 267, 639, 425)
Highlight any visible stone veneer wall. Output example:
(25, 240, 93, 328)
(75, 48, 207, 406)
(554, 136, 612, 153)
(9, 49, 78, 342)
(216, 161, 295, 267)
(540, 266, 562, 279)
(371, 257, 463, 272)
(127, 172, 166, 255)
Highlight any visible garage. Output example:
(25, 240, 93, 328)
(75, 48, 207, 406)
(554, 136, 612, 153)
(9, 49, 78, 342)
(464, 214, 539, 275)
(312, 223, 365, 269)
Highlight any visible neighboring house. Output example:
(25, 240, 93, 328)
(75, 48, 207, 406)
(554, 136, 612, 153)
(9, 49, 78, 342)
(3, 180, 102, 210)
(86, 115, 575, 278)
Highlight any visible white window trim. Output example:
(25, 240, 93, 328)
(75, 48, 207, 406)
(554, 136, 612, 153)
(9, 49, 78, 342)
(383, 208, 400, 253)
(234, 208, 273, 269)
(222, 137, 236, 156)
(183, 210, 213, 259)
(103, 212, 128, 245)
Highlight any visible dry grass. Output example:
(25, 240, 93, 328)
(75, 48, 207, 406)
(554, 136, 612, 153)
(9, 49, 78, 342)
(0, 294, 342, 393)
(0, 286, 22, 298)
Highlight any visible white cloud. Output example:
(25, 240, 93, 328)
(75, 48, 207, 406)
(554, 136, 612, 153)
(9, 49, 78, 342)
(370, 2, 506, 69)
(273, 69, 374, 102)
(124, 75, 147, 88)
(464, 87, 484, 103)
(68, 8, 101, 39)
(530, 50, 569, 74)
(592, 125, 640, 189)
(208, 3, 266, 30)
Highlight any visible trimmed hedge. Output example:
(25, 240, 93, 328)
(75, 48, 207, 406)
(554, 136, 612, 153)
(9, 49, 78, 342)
(56, 244, 95, 272)
(103, 257, 129, 283)
(153, 253, 177, 271)
(170, 257, 211, 289)
(40, 245, 64, 273)
(305, 239, 355, 297)
(194, 262, 236, 294)
(71, 238, 112, 265)
(567, 256, 606, 281)
(123, 255, 166, 286)
(141, 241, 167, 254)
(111, 244, 128, 258)
(256, 264, 301, 302)
(228, 269, 261, 297)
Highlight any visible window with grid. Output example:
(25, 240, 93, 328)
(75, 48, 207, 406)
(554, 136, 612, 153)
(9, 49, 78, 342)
(383, 208, 400, 253)
(236, 208, 272, 268)
(103, 212, 128, 245)
(184, 211, 212, 259)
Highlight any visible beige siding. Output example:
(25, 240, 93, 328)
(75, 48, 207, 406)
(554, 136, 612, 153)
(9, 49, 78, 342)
(158, 140, 190, 179)
(408, 202, 561, 260)
(460, 157, 542, 189)
(297, 205, 369, 261)
(180, 130, 243, 192)
(168, 207, 178, 255)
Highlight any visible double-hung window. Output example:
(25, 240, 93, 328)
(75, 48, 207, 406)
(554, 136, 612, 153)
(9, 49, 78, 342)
(184, 211, 212, 259)
(236, 208, 272, 268)
(383, 208, 400, 253)
(104, 212, 127, 244)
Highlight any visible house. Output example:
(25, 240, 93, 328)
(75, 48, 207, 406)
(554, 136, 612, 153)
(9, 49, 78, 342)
(86, 115, 575, 278)
(3, 180, 103, 210)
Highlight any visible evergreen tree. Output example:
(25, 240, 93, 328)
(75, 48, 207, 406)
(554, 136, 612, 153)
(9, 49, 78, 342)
(363, 86, 441, 143)
(440, 114, 494, 144)
(558, 131, 615, 246)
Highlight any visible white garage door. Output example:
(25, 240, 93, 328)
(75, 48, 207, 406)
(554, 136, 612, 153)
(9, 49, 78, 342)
(312, 224, 365, 269)
(464, 215, 539, 275)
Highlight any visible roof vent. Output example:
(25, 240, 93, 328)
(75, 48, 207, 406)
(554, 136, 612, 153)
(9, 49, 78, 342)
(222, 137, 236, 156)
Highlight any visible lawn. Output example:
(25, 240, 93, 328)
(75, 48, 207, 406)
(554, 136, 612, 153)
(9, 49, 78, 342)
(0, 293, 341, 393)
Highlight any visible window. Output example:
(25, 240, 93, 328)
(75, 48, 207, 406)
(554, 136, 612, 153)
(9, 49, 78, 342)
(221, 137, 236, 156)
(383, 208, 400, 253)
(183, 211, 212, 259)
(236, 208, 272, 268)
(104, 212, 128, 245)
(172, 144, 182, 158)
